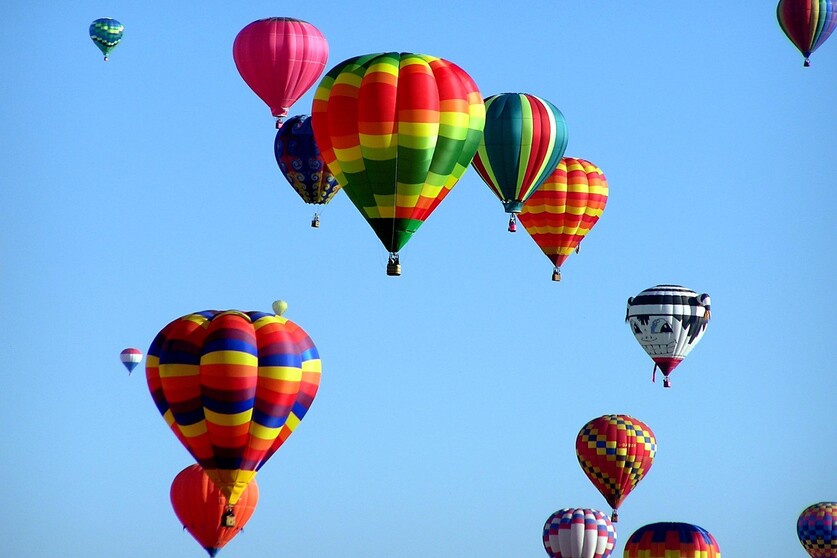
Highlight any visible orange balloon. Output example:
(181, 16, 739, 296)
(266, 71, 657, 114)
(170, 464, 259, 557)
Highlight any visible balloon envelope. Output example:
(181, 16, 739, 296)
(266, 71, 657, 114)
(519, 157, 608, 279)
(312, 51, 485, 259)
(146, 309, 321, 505)
(626, 285, 711, 387)
(471, 92, 568, 215)
(777, 0, 837, 66)
(171, 464, 258, 558)
(624, 522, 720, 558)
(274, 115, 340, 205)
(89, 18, 123, 60)
(542, 508, 616, 558)
(575, 414, 656, 520)
(120, 348, 142, 374)
(233, 18, 329, 123)
(798, 502, 837, 558)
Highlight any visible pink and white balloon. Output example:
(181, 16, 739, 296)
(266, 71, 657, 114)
(543, 508, 616, 558)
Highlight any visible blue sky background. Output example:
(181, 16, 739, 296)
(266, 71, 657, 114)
(1, 1, 834, 557)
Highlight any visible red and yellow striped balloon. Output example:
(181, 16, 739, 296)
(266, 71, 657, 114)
(146, 309, 321, 505)
(518, 157, 608, 280)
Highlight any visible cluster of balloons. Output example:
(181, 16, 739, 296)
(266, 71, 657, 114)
(98, 6, 831, 556)
(543, 414, 725, 558)
(226, 16, 608, 278)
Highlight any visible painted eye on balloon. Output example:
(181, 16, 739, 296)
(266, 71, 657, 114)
(632, 323, 642, 335)
(650, 318, 672, 334)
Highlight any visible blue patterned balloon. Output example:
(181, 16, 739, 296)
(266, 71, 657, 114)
(89, 18, 123, 61)
(274, 115, 341, 208)
(798, 502, 837, 558)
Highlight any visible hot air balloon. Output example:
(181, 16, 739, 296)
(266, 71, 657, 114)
(171, 464, 259, 557)
(519, 157, 608, 281)
(274, 115, 341, 227)
(146, 308, 321, 513)
(272, 299, 288, 316)
(575, 414, 656, 522)
(777, 0, 837, 66)
(89, 18, 123, 61)
(798, 502, 837, 558)
(311, 51, 485, 276)
(625, 285, 711, 388)
(624, 522, 721, 558)
(471, 92, 568, 232)
(542, 508, 616, 558)
(120, 347, 142, 375)
(233, 18, 329, 127)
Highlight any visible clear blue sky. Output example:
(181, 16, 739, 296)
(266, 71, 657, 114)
(1, 1, 835, 557)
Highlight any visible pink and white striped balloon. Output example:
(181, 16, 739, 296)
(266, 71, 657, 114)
(543, 508, 616, 558)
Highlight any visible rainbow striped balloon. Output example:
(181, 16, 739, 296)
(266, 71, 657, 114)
(777, 0, 837, 66)
(519, 158, 608, 280)
(312, 52, 485, 261)
(624, 522, 721, 558)
(146, 309, 321, 505)
(471, 93, 568, 221)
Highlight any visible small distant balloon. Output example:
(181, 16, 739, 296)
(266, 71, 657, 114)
(119, 347, 142, 375)
(777, 0, 836, 67)
(272, 300, 288, 315)
(89, 18, 124, 61)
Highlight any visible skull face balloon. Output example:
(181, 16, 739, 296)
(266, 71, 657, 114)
(626, 284, 711, 387)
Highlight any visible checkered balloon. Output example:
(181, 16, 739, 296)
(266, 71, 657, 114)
(575, 414, 656, 522)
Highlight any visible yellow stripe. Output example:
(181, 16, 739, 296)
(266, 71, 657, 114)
(260, 366, 303, 381)
(249, 422, 281, 440)
(180, 421, 208, 437)
(159, 363, 199, 378)
(303, 359, 322, 373)
(201, 350, 258, 366)
(205, 408, 253, 426)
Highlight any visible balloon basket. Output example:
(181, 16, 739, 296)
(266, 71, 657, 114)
(386, 254, 401, 276)
(222, 509, 236, 528)
(551, 269, 561, 282)
(804, 58, 811, 67)
(311, 214, 320, 228)
(507, 215, 517, 232)
(663, 377, 672, 388)
(611, 510, 618, 523)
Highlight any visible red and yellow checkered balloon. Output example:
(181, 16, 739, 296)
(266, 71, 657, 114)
(575, 414, 656, 521)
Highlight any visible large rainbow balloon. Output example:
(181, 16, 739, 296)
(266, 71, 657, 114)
(146, 309, 321, 505)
